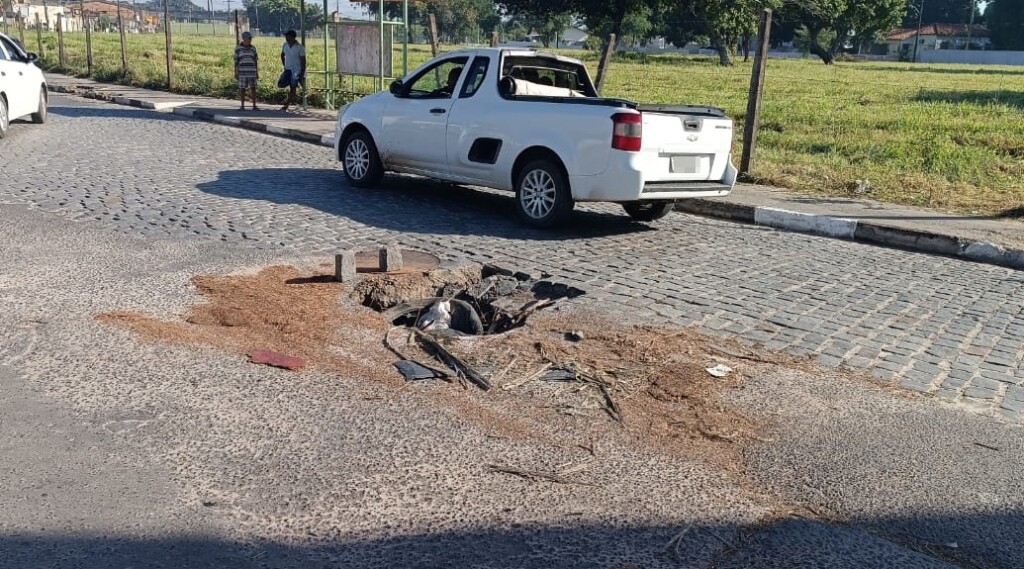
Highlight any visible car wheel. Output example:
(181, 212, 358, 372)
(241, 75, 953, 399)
(623, 201, 675, 222)
(31, 88, 47, 124)
(342, 130, 384, 188)
(0, 96, 8, 139)
(514, 159, 574, 228)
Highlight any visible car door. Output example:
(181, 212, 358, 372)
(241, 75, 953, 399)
(381, 56, 468, 173)
(0, 36, 31, 119)
(445, 55, 505, 184)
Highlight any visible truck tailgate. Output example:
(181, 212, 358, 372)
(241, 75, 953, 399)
(636, 105, 734, 183)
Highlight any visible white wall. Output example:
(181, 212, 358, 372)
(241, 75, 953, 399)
(921, 50, 1024, 65)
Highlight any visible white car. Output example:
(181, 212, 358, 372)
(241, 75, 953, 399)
(334, 48, 737, 228)
(0, 32, 48, 139)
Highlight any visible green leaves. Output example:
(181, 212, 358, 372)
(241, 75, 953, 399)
(987, 0, 1024, 50)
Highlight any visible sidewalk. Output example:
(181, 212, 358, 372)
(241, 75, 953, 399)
(45, 73, 1024, 271)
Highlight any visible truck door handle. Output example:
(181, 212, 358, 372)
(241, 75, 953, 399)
(430, 108, 446, 115)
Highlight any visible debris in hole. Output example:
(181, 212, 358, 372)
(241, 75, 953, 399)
(352, 264, 481, 311)
(394, 360, 449, 381)
(412, 329, 492, 391)
(565, 331, 585, 343)
(247, 349, 306, 371)
(449, 299, 485, 335)
(706, 363, 733, 378)
(417, 300, 452, 331)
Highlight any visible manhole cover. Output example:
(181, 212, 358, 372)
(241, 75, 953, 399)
(354, 249, 441, 274)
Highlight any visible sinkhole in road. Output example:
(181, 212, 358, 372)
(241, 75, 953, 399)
(94, 256, 794, 472)
(350, 260, 587, 338)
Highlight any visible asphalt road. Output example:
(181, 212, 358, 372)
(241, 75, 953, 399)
(0, 95, 1022, 568)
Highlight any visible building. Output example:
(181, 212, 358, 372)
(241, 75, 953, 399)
(878, 24, 992, 60)
(2, 0, 70, 31)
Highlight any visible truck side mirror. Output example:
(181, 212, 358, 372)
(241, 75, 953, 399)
(389, 80, 403, 96)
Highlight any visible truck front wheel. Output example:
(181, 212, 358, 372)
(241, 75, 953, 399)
(342, 130, 384, 188)
(623, 201, 674, 222)
(514, 160, 574, 228)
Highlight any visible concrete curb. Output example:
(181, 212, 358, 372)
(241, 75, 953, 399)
(676, 199, 1024, 271)
(48, 84, 335, 149)
(48, 83, 1023, 270)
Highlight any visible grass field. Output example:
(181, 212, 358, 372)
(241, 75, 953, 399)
(24, 29, 1024, 216)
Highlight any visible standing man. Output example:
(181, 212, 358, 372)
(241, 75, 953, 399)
(234, 31, 260, 111)
(280, 30, 306, 112)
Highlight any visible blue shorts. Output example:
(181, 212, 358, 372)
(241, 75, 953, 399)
(278, 69, 304, 89)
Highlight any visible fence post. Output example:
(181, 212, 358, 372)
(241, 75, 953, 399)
(233, 9, 240, 45)
(489, 30, 498, 48)
(739, 8, 772, 177)
(163, 0, 173, 88)
(117, 7, 127, 75)
(85, 16, 93, 76)
(17, 15, 25, 45)
(34, 13, 43, 59)
(427, 13, 438, 57)
(595, 33, 616, 95)
(57, 13, 65, 69)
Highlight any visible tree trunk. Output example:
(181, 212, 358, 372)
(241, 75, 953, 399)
(709, 30, 733, 66)
(808, 28, 834, 64)
(742, 32, 751, 62)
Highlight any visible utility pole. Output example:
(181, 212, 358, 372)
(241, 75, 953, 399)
(740, 9, 772, 177)
(913, 0, 924, 63)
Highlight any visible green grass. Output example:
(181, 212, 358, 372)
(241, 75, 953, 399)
(31, 32, 1024, 215)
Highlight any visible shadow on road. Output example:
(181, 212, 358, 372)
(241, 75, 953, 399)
(3, 511, 1020, 568)
(195, 168, 658, 241)
(48, 105, 188, 122)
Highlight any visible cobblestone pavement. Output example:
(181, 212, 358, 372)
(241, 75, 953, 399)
(4, 95, 1023, 419)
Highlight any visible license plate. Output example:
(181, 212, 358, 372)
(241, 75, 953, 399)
(670, 155, 701, 174)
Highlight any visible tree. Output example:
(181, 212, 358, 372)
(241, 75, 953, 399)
(366, 0, 499, 43)
(987, 0, 1024, 50)
(901, 0, 981, 26)
(244, 0, 322, 34)
(501, 0, 664, 51)
(778, 0, 905, 64)
(507, 11, 573, 47)
(661, 0, 781, 66)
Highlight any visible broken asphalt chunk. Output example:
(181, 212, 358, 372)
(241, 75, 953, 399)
(247, 349, 306, 371)
(394, 360, 448, 381)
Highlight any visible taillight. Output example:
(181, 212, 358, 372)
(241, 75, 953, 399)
(612, 113, 642, 152)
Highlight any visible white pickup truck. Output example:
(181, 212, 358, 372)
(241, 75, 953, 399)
(334, 48, 737, 228)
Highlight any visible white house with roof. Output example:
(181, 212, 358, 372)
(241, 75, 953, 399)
(879, 24, 992, 60)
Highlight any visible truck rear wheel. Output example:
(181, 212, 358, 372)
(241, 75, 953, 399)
(514, 159, 574, 228)
(623, 201, 674, 222)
